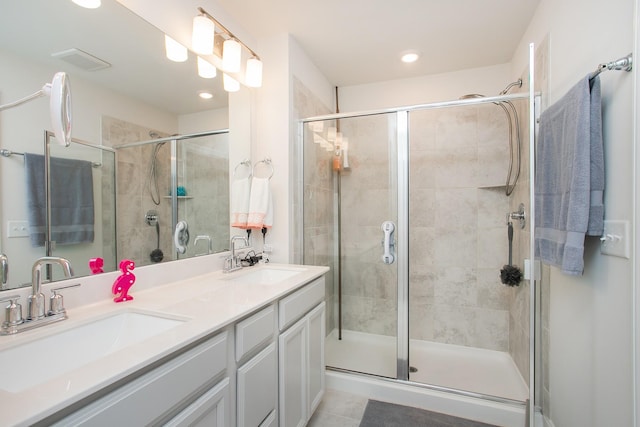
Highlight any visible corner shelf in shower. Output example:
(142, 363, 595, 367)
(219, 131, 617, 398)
(478, 185, 507, 190)
(162, 196, 194, 200)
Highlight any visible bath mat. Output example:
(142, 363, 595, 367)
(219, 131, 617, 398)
(358, 400, 499, 427)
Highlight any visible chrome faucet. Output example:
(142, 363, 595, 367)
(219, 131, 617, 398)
(28, 257, 73, 320)
(1, 257, 79, 335)
(194, 235, 212, 255)
(224, 235, 248, 273)
(0, 253, 7, 289)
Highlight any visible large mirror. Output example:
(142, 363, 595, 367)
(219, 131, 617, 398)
(0, 0, 236, 289)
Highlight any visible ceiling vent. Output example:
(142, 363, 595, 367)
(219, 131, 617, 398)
(51, 48, 111, 71)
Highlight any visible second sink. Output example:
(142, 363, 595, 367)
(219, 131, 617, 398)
(223, 266, 307, 285)
(0, 310, 186, 393)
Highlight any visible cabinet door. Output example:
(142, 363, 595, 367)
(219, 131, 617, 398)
(307, 302, 325, 416)
(278, 317, 307, 427)
(237, 343, 277, 427)
(164, 378, 230, 427)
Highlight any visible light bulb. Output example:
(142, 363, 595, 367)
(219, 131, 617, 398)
(222, 39, 241, 72)
(223, 74, 240, 92)
(165, 35, 188, 62)
(192, 15, 214, 55)
(197, 57, 217, 78)
(245, 57, 263, 87)
(327, 127, 337, 142)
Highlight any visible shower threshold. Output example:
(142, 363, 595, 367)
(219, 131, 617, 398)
(325, 329, 529, 402)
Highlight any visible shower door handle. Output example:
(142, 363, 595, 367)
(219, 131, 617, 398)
(174, 220, 190, 254)
(381, 221, 396, 264)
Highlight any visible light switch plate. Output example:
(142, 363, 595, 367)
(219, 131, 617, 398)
(600, 220, 630, 259)
(7, 220, 29, 238)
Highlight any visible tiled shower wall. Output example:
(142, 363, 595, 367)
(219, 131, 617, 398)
(102, 116, 173, 268)
(406, 105, 516, 351)
(333, 104, 521, 352)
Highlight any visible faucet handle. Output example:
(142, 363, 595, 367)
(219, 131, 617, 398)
(48, 283, 81, 316)
(0, 295, 23, 327)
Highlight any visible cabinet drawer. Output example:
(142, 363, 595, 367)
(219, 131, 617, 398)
(54, 332, 228, 426)
(236, 305, 275, 362)
(279, 277, 324, 331)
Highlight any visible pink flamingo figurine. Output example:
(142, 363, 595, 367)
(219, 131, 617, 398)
(112, 259, 135, 303)
(89, 257, 104, 274)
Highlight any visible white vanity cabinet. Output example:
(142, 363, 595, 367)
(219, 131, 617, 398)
(236, 305, 278, 427)
(34, 269, 327, 427)
(278, 277, 326, 427)
(52, 331, 230, 427)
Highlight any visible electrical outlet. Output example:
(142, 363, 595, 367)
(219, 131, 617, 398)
(600, 220, 630, 259)
(7, 220, 29, 238)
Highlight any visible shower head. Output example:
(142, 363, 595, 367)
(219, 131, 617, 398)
(149, 131, 160, 138)
(499, 79, 523, 95)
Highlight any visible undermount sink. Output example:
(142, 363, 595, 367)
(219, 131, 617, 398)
(0, 311, 186, 393)
(225, 266, 307, 285)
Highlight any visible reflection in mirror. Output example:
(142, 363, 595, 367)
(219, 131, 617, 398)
(112, 128, 229, 270)
(48, 132, 117, 281)
(0, 0, 232, 290)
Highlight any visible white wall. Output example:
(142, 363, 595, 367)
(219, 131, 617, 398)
(178, 107, 228, 134)
(249, 34, 334, 262)
(338, 63, 512, 112)
(512, 0, 635, 426)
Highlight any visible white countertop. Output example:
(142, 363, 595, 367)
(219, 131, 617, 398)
(0, 262, 329, 426)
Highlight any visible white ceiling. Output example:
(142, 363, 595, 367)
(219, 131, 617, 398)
(215, 0, 541, 87)
(1, 0, 541, 115)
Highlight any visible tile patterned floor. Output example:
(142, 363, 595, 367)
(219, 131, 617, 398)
(308, 389, 369, 427)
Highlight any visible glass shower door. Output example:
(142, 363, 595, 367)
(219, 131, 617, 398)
(304, 112, 400, 379)
(174, 132, 230, 259)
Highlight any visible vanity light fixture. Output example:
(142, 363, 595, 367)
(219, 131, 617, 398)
(192, 7, 263, 88)
(192, 14, 215, 55)
(197, 57, 217, 78)
(165, 35, 188, 62)
(71, 0, 101, 9)
(223, 74, 240, 92)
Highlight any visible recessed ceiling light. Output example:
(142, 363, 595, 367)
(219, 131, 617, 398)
(198, 91, 213, 99)
(401, 52, 419, 63)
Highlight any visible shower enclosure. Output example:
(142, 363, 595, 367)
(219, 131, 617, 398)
(114, 130, 230, 267)
(300, 72, 537, 421)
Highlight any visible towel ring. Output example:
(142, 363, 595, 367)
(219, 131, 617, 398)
(253, 158, 274, 179)
(233, 159, 252, 180)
